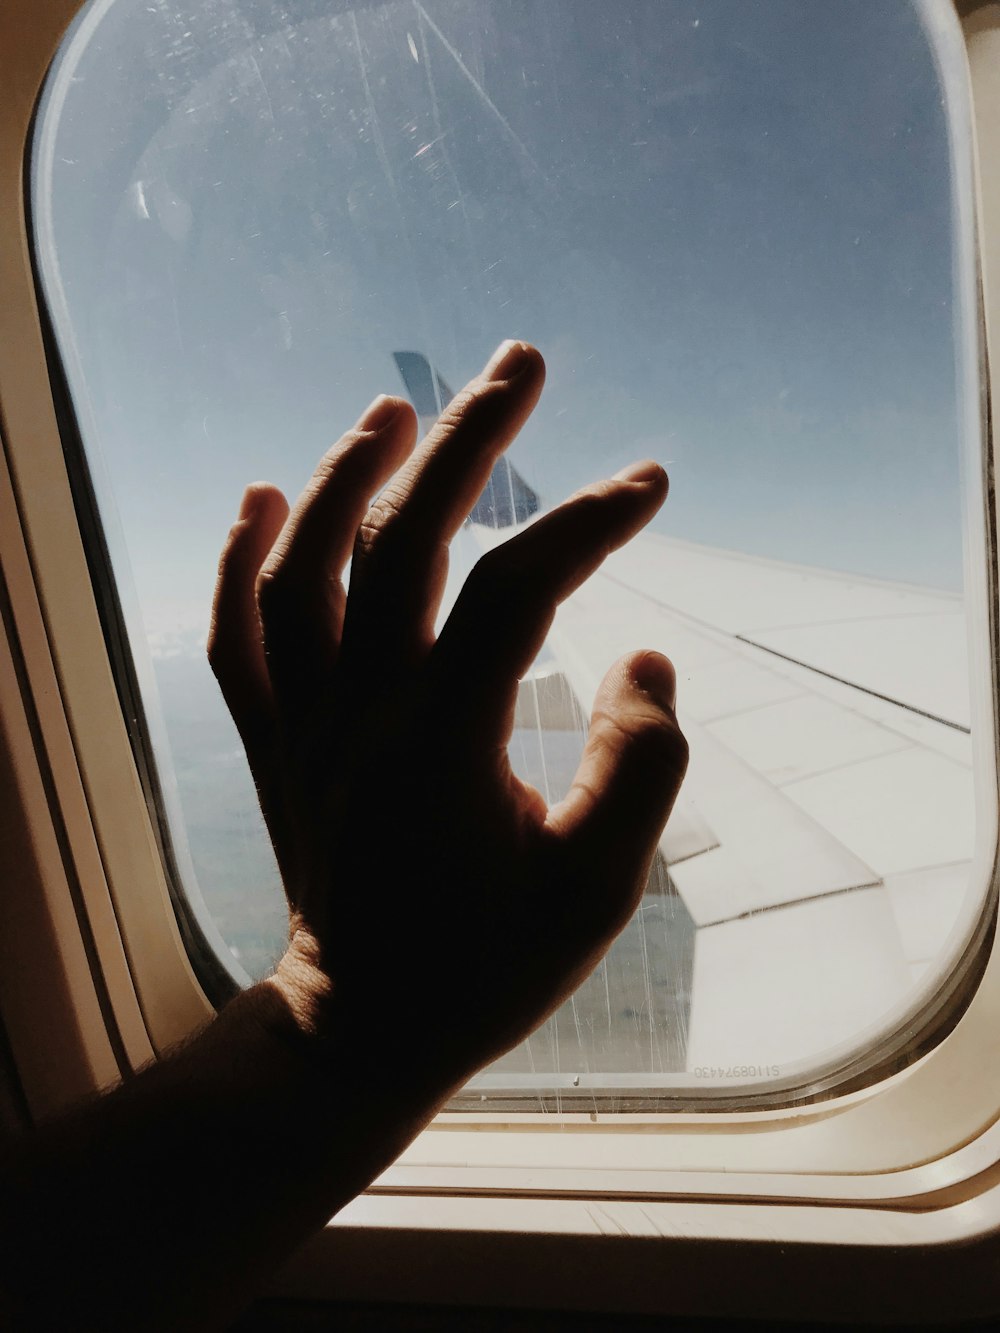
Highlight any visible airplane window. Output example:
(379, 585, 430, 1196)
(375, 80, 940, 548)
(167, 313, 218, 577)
(32, 0, 990, 1109)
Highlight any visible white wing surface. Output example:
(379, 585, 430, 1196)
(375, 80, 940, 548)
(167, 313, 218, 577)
(546, 531, 973, 1071)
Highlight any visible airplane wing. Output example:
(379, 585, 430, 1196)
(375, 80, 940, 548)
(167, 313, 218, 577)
(395, 352, 977, 1081)
(546, 533, 974, 1075)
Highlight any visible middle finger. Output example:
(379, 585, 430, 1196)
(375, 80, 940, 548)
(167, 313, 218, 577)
(341, 341, 545, 683)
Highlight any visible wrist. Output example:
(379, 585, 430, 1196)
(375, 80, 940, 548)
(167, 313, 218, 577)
(233, 934, 459, 1130)
(266, 927, 336, 1043)
(217, 971, 449, 1210)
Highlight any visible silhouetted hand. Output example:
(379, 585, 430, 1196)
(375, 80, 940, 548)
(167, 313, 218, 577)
(0, 343, 688, 1333)
(208, 341, 687, 1097)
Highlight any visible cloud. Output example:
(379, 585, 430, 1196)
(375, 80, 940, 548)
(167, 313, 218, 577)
(145, 610, 210, 662)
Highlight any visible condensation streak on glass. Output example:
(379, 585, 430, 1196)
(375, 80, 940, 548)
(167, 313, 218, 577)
(33, 0, 988, 1107)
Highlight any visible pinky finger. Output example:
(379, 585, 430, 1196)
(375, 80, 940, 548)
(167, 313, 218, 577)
(208, 484, 290, 817)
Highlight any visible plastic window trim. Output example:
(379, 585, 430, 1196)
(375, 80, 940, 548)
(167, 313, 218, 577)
(2, 7, 1000, 1313)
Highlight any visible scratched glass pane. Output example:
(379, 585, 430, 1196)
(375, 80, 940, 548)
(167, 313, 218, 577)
(34, 0, 989, 1106)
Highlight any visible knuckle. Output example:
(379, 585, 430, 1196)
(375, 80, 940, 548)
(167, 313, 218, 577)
(469, 378, 517, 425)
(601, 708, 688, 771)
(205, 626, 222, 671)
(316, 438, 369, 489)
(254, 562, 287, 618)
(355, 490, 408, 557)
(640, 714, 689, 773)
(434, 388, 476, 432)
(575, 481, 618, 509)
(663, 717, 690, 770)
(217, 518, 254, 570)
(206, 640, 236, 686)
(440, 380, 511, 433)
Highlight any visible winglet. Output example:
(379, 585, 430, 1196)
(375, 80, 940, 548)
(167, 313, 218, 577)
(392, 350, 454, 422)
(392, 350, 542, 529)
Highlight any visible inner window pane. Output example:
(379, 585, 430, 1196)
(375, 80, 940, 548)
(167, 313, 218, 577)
(33, 0, 990, 1107)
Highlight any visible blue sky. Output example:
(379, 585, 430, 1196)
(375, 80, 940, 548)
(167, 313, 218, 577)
(39, 0, 973, 657)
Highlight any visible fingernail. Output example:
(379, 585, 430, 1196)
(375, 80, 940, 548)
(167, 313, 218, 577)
(356, 395, 400, 433)
(630, 652, 677, 710)
(238, 486, 262, 521)
(613, 459, 666, 486)
(483, 340, 530, 381)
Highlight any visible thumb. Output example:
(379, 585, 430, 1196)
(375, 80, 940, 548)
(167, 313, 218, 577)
(547, 651, 688, 922)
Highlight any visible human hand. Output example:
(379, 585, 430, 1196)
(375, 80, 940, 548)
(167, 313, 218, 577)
(208, 341, 687, 1097)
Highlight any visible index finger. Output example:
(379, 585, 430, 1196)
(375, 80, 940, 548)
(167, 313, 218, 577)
(428, 461, 669, 752)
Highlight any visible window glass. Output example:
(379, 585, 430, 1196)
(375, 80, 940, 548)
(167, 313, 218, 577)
(33, 0, 991, 1108)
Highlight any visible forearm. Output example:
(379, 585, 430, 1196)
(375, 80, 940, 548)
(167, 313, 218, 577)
(0, 977, 449, 1333)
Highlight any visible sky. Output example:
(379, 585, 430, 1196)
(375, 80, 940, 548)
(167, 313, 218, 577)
(35, 0, 976, 663)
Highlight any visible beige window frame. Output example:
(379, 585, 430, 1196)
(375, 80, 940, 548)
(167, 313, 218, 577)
(2, 0, 1000, 1322)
